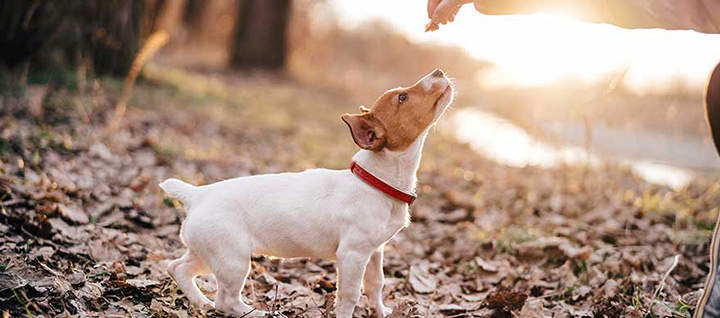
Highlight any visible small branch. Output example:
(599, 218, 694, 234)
(238, 308, 257, 318)
(647, 254, 680, 315)
(271, 284, 280, 315)
(107, 30, 169, 132)
(0, 198, 27, 207)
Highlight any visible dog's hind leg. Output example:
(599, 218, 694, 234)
(167, 251, 213, 309)
(212, 243, 266, 317)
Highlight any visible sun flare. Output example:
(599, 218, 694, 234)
(333, 0, 720, 92)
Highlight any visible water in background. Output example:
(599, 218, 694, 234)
(448, 108, 718, 190)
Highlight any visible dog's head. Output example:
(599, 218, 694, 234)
(342, 69, 454, 151)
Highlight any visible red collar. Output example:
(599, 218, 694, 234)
(350, 161, 416, 204)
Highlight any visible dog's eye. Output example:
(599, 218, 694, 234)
(398, 93, 408, 104)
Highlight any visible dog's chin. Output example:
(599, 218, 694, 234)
(433, 85, 454, 119)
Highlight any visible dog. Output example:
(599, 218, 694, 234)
(160, 69, 454, 317)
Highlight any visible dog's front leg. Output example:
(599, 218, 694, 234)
(363, 248, 392, 317)
(335, 246, 373, 318)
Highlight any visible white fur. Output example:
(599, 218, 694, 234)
(419, 70, 445, 92)
(161, 71, 454, 318)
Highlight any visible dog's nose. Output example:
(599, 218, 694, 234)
(432, 69, 445, 78)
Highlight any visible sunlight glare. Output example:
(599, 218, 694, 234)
(333, 0, 720, 92)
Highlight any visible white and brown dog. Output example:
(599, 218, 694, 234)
(160, 69, 454, 317)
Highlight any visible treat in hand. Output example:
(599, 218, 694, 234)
(426, 0, 471, 32)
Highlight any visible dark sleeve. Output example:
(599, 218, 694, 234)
(472, 0, 720, 34)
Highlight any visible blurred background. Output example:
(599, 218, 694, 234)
(3, 0, 720, 316)
(4, 0, 720, 187)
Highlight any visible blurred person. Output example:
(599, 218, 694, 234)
(425, 0, 720, 317)
(426, 0, 720, 33)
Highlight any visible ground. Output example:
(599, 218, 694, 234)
(1, 64, 719, 317)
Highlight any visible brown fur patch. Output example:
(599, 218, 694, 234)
(342, 76, 449, 151)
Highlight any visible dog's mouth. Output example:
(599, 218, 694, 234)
(432, 85, 452, 110)
(440, 85, 451, 98)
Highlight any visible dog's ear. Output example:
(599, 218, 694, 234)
(341, 113, 386, 151)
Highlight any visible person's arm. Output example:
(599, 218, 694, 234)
(428, 0, 720, 34)
(426, 0, 472, 31)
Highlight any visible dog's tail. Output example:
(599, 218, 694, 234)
(159, 178, 199, 207)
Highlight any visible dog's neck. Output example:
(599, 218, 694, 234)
(352, 130, 429, 194)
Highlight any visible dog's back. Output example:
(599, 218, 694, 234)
(160, 168, 395, 259)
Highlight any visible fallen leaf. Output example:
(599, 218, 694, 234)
(486, 288, 527, 312)
(126, 278, 160, 289)
(475, 257, 498, 272)
(437, 304, 466, 315)
(409, 264, 437, 294)
(518, 298, 545, 318)
(58, 203, 89, 224)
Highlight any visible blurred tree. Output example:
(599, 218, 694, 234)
(0, 0, 146, 94)
(0, 1, 66, 92)
(230, 0, 290, 70)
(83, 1, 145, 77)
(183, 0, 210, 31)
(145, 0, 186, 35)
(110, 0, 185, 130)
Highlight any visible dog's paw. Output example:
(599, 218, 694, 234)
(378, 305, 392, 317)
(199, 302, 215, 311)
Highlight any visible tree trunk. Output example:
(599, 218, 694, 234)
(0, 0, 66, 93)
(182, 0, 213, 42)
(86, 1, 145, 77)
(230, 0, 290, 70)
(145, 0, 186, 35)
(183, 0, 210, 28)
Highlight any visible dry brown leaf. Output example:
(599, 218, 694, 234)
(126, 278, 160, 289)
(518, 298, 545, 318)
(409, 264, 437, 294)
(58, 203, 89, 224)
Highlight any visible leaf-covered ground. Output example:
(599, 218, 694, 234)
(1, 65, 719, 317)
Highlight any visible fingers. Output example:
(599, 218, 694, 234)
(427, 0, 442, 19)
(430, 2, 447, 25)
(426, 0, 466, 32)
(430, 0, 456, 25)
(449, 5, 461, 22)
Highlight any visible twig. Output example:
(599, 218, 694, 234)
(38, 262, 61, 277)
(647, 254, 680, 315)
(107, 30, 169, 132)
(238, 308, 257, 318)
(61, 298, 70, 318)
(11, 289, 32, 317)
(444, 306, 487, 318)
(271, 284, 280, 314)
(538, 289, 566, 299)
(0, 198, 26, 207)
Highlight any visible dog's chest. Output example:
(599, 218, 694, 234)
(374, 204, 411, 245)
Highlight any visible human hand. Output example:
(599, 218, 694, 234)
(425, 0, 472, 31)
